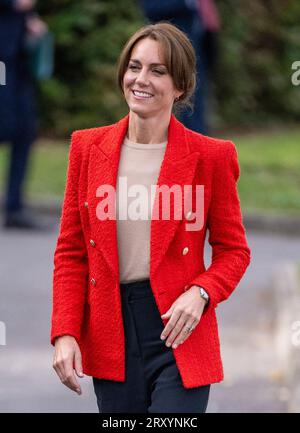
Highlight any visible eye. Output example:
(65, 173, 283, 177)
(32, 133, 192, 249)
(153, 69, 165, 75)
(128, 64, 139, 71)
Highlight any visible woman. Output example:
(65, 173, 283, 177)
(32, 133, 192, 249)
(51, 22, 251, 413)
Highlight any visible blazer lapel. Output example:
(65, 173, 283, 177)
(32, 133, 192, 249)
(87, 113, 201, 283)
(149, 115, 201, 278)
(87, 116, 128, 283)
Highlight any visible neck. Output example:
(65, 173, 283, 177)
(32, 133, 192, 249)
(127, 110, 171, 144)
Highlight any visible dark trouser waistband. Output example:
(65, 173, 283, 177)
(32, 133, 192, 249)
(120, 278, 151, 300)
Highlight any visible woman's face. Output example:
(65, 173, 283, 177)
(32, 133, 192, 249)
(123, 38, 182, 118)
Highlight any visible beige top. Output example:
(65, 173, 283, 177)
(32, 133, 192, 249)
(116, 136, 167, 284)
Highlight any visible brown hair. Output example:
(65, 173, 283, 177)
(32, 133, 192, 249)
(116, 22, 197, 114)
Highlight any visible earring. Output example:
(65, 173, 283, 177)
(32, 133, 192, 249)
(174, 96, 179, 102)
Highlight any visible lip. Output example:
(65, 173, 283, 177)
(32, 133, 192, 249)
(131, 89, 154, 99)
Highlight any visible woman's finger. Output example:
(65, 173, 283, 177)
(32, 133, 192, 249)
(53, 353, 65, 383)
(172, 317, 198, 348)
(160, 308, 181, 341)
(62, 364, 82, 394)
(74, 348, 84, 378)
(164, 313, 187, 347)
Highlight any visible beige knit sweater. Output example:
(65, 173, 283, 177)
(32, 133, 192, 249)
(116, 136, 167, 283)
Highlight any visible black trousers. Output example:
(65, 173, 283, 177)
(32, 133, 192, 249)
(93, 278, 211, 413)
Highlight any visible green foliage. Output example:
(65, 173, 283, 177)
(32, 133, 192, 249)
(231, 127, 300, 213)
(36, 0, 300, 136)
(216, 0, 300, 128)
(37, 0, 145, 136)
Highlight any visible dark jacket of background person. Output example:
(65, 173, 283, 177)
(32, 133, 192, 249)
(0, 0, 36, 141)
(0, 0, 37, 214)
(139, 0, 197, 33)
(0, 0, 27, 60)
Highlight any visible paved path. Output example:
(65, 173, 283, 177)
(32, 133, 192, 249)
(1, 216, 299, 412)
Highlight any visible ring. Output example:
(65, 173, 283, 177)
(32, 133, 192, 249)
(184, 325, 193, 333)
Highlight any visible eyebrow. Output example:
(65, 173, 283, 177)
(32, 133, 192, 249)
(129, 59, 167, 67)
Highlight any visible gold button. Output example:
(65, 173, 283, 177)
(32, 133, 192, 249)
(84, 201, 89, 208)
(90, 278, 96, 286)
(90, 239, 96, 247)
(182, 246, 189, 255)
(185, 210, 193, 220)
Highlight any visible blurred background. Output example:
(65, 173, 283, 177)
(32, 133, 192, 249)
(0, 0, 300, 413)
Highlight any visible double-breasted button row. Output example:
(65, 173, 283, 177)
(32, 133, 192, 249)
(185, 210, 193, 220)
(84, 201, 95, 287)
(182, 246, 189, 255)
(85, 203, 96, 285)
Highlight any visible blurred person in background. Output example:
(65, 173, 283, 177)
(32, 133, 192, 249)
(196, 0, 220, 126)
(0, 0, 47, 229)
(139, 0, 220, 134)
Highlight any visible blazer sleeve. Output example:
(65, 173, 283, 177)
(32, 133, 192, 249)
(188, 140, 251, 313)
(50, 131, 88, 346)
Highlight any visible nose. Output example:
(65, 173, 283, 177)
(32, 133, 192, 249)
(135, 68, 150, 86)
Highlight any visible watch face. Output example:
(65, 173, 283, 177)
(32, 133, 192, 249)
(200, 288, 208, 300)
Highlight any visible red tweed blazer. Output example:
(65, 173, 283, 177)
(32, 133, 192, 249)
(50, 112, 251, 388)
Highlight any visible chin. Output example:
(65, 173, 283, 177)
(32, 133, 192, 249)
(128, 103, 154, 117)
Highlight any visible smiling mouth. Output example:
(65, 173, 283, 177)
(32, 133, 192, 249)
(132, 90, 154, 98)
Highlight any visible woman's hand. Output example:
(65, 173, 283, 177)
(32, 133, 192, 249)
(14, 0, 36, 12)
(160, 286, 207, 349)
(25, 15, 48, 38)
(53, 335, 84, 395)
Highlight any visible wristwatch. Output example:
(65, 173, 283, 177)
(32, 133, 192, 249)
(198, 287, 210, 304)
(184, 284, 210, 304)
